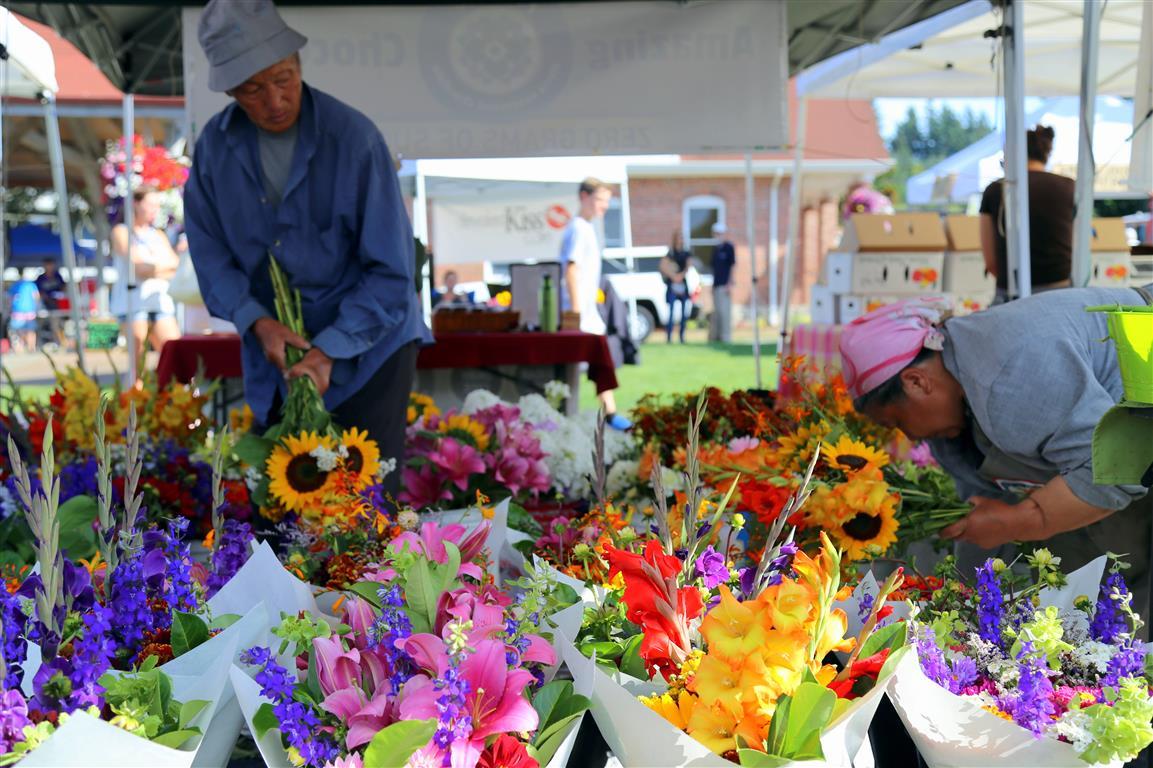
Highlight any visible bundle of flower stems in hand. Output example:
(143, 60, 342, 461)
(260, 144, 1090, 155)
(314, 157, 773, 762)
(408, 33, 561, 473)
(266, 254, 333, 441)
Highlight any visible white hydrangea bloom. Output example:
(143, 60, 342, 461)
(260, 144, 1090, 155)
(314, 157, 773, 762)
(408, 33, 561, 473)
(606, 460, 640, 498)
(309, 445, 339, 472)
(1053, 709, 1093, 754)
(378, 456, 398, 480)
(461, 389, 502, 415)
(1061, 608, 1092, 645)
(1073, 640, 1114, 673)
(544, 380, 571, 410)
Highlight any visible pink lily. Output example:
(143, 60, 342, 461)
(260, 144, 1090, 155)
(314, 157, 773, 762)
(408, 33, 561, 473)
(323, 755, 364, 768)
(343, 598, 376, 651)
(427, 438, 486, 491)
(398, 464, 452, 508)
(314, 635, 361, 694)
(391, 521, 491, 580)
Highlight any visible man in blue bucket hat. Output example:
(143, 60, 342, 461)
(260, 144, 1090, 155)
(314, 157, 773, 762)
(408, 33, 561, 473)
(185, 0, 429, 496)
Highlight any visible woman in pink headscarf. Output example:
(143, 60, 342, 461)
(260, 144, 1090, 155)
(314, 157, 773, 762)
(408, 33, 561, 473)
(840, 285, 1153, 633)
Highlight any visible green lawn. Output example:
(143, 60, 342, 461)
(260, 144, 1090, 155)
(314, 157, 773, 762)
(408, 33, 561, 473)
(579, 337, 779, 414)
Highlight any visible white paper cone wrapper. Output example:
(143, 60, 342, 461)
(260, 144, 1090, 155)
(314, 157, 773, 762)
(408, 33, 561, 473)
(545, 711, 586, 768)
(208, 541, 320, 621)
(20, 622, 243, 767)
(888, 650, 1118, 767)
(557, 623, 862, 767)
(1039, 556, 1108, 614)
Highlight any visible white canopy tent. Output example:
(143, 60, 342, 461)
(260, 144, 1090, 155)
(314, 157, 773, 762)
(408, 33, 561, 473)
(0, 7, 87, 371)
(779, 0, 1152, 384)
(907, 96, 1140, 205)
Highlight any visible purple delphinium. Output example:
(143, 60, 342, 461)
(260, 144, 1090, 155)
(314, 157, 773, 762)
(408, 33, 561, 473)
(240, 646, 338, 767)
(765, 540, 799, 588)
(695, 546, 730, 590)
(1102, 642, 1147, 689)
(59, 457, 99, 504)
(0, 590, 28, 690)
(367, 584, 415, 688)
(432, 661, 473, 751)
(857, 592, 876, 625)
(1090, 570, 1132, 644)
(68, 601, 115, 708)
(161, 519, 198, 614)
(0, 688, 31, 753)
(975, 561, 1005, 648)
(107, 549, 153, 653)
(996, 642, 1055, 736)
(502, 615, 530, 668)
(915, 626, 977, 694)
(207, 519, 254, 596)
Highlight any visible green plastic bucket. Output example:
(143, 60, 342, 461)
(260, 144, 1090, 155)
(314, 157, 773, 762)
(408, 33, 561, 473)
(1087, 304, 1153, 404)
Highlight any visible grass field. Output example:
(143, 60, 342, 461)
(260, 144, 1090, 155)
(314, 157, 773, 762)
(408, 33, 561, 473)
(579, 336, 778, 414)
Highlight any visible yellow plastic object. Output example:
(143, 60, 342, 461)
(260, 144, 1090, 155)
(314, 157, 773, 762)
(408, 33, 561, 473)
(1087, 304, 1153, 404)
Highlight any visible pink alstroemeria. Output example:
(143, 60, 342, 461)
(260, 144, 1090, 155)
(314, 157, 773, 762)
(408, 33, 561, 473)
(728, 436, 761, 455)
(323, 754, 364, 768)
(427, 438, 486, 491)
(472, 403, 522, 429)
(400, 639, 540, 768)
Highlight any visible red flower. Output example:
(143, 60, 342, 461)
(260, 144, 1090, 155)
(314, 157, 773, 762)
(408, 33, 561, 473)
(603, 540, 703, 679)
(477, 734, 539, 768)
(738, 479, 793, 527)
(829, 648, 891, 700)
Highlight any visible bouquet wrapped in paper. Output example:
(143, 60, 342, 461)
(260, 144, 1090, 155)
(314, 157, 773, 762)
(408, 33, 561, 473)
(231, 514, 589, 768)
(890, 550, 1153, 766)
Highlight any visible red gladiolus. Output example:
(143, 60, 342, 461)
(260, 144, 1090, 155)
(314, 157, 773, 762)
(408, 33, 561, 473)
(477, 734, 539, 768)
(604, 540, 703, 678)
(829, 648, 891, 700)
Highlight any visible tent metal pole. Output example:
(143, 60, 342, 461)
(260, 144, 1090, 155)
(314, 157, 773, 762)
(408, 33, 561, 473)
(619, 175, 640, 341)
(775, 95, 807, 388)
(0, 53, 6, 376)
(1072, 0, 1101, 287)
(123, 93, 137, 385)
(1002, 0, 1032, 299)
(745, 151, 760, 388)
(768, 170, 782, 326)
(43, 93, 87, 374)
(415, 162, 432, 326)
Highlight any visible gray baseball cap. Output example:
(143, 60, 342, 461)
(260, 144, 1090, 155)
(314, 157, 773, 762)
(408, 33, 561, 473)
(198, 0, 307, 93)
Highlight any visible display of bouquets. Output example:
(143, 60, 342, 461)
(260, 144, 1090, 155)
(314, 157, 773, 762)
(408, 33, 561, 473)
(890, 549, 1153, 767)
(631, 387, 783, 466)
(100, 134, 189, 228)
(0, 423, 252, 767)
(558, 449, 909, 766)
(231, 514, 590, 768)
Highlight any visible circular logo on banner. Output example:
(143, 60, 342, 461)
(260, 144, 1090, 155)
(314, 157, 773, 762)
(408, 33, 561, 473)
(545, 205, 572, 230)
(419, 7, 572, 116)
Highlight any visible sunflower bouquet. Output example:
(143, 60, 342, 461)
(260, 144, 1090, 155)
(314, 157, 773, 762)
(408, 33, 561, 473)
(890, 550, 1153, 766)
(232, 516, 590, 768)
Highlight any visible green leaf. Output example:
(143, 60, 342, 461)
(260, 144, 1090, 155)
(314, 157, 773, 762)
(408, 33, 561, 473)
(404, 557, 437, 635)
(762, 682, 836, 761)
(170, 612, 210, 658)
(346, 582, 383, 609)
(252, 703, 280, 740)
(154, 670, 173, 720)
(362, 719, 437, 768)
(580, 641, 624, 661)
(619, 634, 648, 680)
(858, 621, 907, 660)
(232, 434, 275, 469)
(306, 645, 322, 703)
(439, 542, 461, 594)
(151, 728, 202, 750)
(57, 494, 98, 559)
(178, 699, 209, 729)
(529, 713, 584, 765)
(207, 613, 241, 632)
(736, 748, 795, 766)
(531, 680, 589, 737)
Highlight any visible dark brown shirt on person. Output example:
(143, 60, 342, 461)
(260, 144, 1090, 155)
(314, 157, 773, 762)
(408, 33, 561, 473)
(979, 170, 1075, 293)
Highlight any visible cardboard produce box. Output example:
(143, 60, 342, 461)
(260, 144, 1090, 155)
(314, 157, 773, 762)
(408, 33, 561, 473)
(1088, 218, 1132, 288)
(837, 294, 900, 324)
(810, 284, 837, 325)
(942, 215, 996, 297)
(826, 213, 946, 295)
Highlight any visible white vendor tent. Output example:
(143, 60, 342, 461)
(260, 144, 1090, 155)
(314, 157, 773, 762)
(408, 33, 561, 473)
(0, 7, 87, 371)
(907, 96, 1140, 205)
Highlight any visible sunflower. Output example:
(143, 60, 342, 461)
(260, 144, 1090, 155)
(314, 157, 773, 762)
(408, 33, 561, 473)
(437, 413, 490, 451)
(830, 495, 899, 561)
(340, 427, 381, 487)
(266, 432, 336, 512)
(772, 422, 832, 473)
(407, 392, 440, 425)
(822, 435, 889, 473)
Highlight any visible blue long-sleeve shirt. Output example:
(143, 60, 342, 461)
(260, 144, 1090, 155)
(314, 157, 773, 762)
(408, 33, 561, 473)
(184, 84, 430, 423)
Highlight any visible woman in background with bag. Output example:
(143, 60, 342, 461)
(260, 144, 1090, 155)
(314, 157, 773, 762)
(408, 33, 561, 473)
(661, 230, 693, 344)
(110, 185, 181, 379)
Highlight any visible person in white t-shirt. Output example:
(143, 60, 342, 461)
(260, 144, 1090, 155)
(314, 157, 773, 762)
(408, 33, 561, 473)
(559, 177, 630, 430)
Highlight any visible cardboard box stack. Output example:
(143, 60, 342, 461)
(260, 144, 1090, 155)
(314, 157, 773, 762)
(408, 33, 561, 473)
(811, 213, 947, 325)
(942, 215, 996, 315)
(1088, 218, 1132, 288)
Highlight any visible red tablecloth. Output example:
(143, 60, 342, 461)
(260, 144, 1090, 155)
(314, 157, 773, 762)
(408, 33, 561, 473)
(156, 331, 618, 394)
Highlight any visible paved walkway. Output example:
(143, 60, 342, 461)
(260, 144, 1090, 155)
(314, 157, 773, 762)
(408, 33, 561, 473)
(0, 347, 159, 390)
